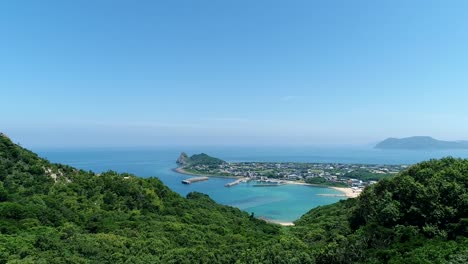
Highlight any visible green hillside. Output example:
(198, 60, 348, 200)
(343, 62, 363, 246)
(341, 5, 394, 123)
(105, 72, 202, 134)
(188, 153, 226, 165)
(294, 157, 468, 263)
(176, 152, 226, 167)
(0, 134, 467, 263)
(0, 135, 285, 263)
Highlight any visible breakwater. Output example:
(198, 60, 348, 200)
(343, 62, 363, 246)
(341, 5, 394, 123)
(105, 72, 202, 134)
(182, 177, 209, 184)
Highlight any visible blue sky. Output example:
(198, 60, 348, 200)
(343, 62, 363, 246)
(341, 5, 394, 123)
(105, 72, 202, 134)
(2, 0, 468, 147)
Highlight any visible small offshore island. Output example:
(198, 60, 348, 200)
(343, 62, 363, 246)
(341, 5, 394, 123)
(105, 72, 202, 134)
(175, 152, 409, 198)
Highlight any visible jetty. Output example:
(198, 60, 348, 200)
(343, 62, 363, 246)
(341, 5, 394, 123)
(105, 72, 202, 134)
(225, 178, 247, 187)
(182, 177, 209, 184)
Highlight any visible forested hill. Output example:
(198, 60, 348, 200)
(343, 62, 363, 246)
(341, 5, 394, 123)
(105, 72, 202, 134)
(1, 133, 467, 263)
(0, 134, 285, 263)
(176, 152, 226, 166)
(294, 157, 468, 263)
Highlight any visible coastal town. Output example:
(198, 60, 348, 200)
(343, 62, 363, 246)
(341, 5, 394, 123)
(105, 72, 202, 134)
(176, 153, 409, 194)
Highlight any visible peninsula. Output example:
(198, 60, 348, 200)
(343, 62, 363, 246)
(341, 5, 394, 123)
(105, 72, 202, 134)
(375, 136, 468, 150)
(175, 152, 229, 177)
(175, 152, 408, 196)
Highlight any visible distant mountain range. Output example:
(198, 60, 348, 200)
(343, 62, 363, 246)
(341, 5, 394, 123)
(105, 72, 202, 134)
(375, 136, 468, 150)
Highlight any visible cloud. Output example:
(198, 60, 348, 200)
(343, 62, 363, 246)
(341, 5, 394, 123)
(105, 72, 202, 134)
(280, 96, 299, 101)
(203, 117, 250, 123)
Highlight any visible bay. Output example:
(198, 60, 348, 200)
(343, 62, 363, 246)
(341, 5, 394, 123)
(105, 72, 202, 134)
(36, 146, 468, 222)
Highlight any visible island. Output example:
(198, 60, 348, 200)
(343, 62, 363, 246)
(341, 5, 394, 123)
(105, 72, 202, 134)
(375, 136, 468, 150)
(175, 152, 408, 196)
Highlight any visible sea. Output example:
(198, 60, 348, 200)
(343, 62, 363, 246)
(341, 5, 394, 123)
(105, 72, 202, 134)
(36, 146, 468, 222)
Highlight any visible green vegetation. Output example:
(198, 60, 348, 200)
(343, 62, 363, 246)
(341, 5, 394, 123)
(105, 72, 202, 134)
(343, 169, 392, 181)
(0, 134, 467, 263)
(296, 157, 468, 263)
(305, 177, 348, 187)
(178, 152, 226, 168)
(0, 136, 282, 263)
(188, 153, 226, 166)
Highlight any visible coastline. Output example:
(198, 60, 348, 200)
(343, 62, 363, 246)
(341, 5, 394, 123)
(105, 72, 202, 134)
(329, 186, 361, 198)
(174, 167, 360, 198)
(268, 220, 295, 226)
(284, 181, 361, 198)
(258, 217, 295, 226)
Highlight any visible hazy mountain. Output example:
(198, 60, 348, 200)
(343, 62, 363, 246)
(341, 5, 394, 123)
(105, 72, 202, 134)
(375, 136, 468, 150)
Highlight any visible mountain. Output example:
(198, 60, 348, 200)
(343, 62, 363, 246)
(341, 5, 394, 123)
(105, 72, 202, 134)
(1, 133, 467, 263)
(0, 135, 283, 263)
(176, 152, 226, 166)
(176, 152, 189, 165)
(375, 136, 468, 150)
(294, 157, 468, 263)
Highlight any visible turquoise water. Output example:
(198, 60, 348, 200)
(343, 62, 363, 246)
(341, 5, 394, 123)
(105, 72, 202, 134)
(37, 146, 468, 222)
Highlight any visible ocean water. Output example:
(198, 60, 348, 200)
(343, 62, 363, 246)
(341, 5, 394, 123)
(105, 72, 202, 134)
(36, 146, 468, 222)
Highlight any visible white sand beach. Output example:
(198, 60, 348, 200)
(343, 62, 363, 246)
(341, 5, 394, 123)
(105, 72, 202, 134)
(329, 187, 361, 198)
(284, 180, 361, 198)
(263, 219, 295, 226)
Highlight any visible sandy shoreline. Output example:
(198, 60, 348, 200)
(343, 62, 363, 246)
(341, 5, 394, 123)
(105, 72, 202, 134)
(258, 218, 295, 226)
(268, 220, 295, 226)
(284, 181, 360, 198)
(328, 187, 361, 198)
(174, 168, 361, 198)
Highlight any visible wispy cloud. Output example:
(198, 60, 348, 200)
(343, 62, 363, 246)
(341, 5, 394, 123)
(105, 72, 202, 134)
(280, 95, 299, 101)
(202, 117, 250, 123)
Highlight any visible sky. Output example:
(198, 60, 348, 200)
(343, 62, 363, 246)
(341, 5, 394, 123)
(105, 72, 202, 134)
(1, 0, 468, 147)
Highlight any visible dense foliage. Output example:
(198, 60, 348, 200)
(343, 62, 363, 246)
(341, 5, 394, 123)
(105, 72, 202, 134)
(305, 177, 348, 187)
(343, 169, 392, 181)
(188, 153, 226, 166)
(0, 135, 286, 263)
(296, 157, 468, 263)
(0, 134, 467, 263)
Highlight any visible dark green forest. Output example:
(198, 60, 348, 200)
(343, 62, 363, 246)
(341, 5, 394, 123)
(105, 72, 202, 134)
(343, 169, 392, 181)
(186, 153, 227, 166)
(0, 134, 466, 263)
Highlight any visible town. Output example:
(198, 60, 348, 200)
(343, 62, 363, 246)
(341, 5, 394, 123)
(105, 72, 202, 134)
(180, 158, 409, 189)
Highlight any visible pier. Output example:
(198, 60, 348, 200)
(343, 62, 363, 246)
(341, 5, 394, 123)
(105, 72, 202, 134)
(225, 178, 246, 187)
(182, 177, 209, 184)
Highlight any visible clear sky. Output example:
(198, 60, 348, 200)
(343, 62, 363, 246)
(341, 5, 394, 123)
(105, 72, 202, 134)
(2, 0, 468, 147)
